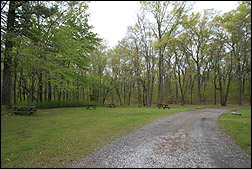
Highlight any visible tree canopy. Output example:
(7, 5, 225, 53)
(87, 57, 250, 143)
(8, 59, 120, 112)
(1, 1, 251, 108)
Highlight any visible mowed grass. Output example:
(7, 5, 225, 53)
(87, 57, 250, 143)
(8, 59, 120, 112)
(1, 106, 197, 168)
(218, 108, 251, 155)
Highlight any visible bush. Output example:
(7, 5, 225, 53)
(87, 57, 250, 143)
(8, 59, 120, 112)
(1, 104, 8, 113)
(1, 104, 13, 117)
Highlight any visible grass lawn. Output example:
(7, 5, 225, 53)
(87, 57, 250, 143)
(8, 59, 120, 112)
(218, 107, 251, 155)
(1, 105, 198, 168)
(2, 105, 250, 168)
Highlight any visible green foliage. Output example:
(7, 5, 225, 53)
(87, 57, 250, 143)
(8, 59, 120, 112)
(1, 104, 8, 113)
(1, 105, 11, 117)
(1, 1, 102, 107)
(1, 1, 251, 108)
(12, 100, 36, 107)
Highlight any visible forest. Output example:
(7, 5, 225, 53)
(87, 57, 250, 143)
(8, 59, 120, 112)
(1, 1, 251, 109)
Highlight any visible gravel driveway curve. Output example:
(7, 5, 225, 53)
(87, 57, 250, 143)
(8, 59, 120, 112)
(69, 107, 251, 168)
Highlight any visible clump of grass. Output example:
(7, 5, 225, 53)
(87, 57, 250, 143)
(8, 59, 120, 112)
(218, 108, 251, 155)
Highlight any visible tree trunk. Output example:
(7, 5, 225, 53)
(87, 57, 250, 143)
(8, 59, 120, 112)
(22, 76, 26, 101)
(157, 47, 163, 105)
(190, 75, 195, 105)
(175, 82, 178, 101)
(197, 64, 202, 104)
(76, 82, 79, 101)
(2, 1, 16, 107)
(223, 74, 232, 106)
(178, 73, 185, 106)
(27, 72, 36, 106)
(237, 55, 242, 105)
(115, 86, 122, 105)
(66, 80, 69, 102)
(214, 76, 217, 105)
(44, 79, 47, 102)
(82, 87, 85, 101)
(13, 56, 18, 106)
(142, 81, 147, 107)
(124, 81, 126, 106)
(238, 74, 242, 105)
(19, 76, 22, 102)
(102, 86, 115, 105)
(249, 78, 251, 105)
(146, 65, 151, 107)
(48, 78, 52, 101)
(38, 73, 43, 103)
(128, 83, 133, 105)
(137, 80, 142, 107)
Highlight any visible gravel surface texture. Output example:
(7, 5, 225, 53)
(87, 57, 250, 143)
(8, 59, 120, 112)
(69, 107, 251, 168)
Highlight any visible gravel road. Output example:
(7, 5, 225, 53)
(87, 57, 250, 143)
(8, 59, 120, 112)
(70, 107, 251, 168)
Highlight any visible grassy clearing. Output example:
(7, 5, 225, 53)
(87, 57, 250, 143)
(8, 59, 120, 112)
(1, 105, 197, 168)
(218, 107, 251, 155)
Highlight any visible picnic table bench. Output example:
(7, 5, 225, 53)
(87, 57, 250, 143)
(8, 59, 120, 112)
(107, 104, 116, 108)
(196, 106, 204, 109)
(85, 105, 96, 110)
(157, 104, 170, 109)
(13, 106, 37, 115)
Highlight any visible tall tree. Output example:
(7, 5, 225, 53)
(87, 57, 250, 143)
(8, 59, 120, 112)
(140, 1, 188, 105)
(221, 1, 251, 105)
(2, 1, 21, 107)
(178, 9, 215, 104)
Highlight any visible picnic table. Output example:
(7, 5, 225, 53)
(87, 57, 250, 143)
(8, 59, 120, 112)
(107, 104, 116, 108)
(13, 106, 36, 115)
(85, 105, 96, 110)
(157, 104, 170, 109)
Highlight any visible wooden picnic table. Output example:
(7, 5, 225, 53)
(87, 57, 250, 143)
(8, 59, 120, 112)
(157, 104, 170, 109)
(85, 105, 96, 110)
(13, 106, 37, 115)
(107, 104, 116, 108)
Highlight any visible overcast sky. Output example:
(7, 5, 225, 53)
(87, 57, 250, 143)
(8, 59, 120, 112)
(88, 1, 239, 48)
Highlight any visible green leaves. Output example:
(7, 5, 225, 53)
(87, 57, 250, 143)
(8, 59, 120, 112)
(1, 1, 102, 106)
